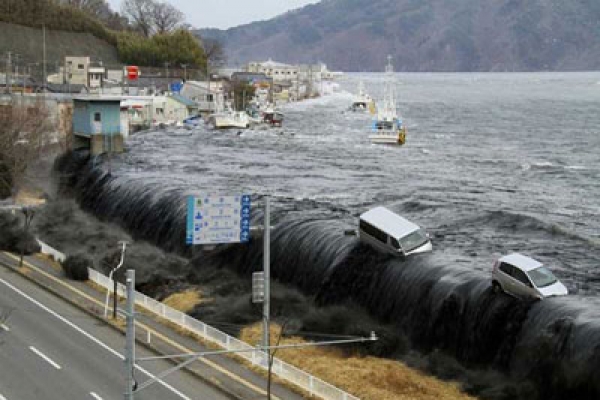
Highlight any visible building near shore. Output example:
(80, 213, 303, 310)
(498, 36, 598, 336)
(71, 97, 124, 156)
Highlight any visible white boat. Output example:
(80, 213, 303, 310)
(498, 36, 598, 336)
(207, 102, 250, 129)
(350, 81, 373, 111)
(368, 56, 406, 145)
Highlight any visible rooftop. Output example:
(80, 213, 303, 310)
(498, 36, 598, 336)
(360, 206, 421, 239)
(498, 253, 544, 271)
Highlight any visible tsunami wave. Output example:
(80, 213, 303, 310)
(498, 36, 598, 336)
(54, 151, 600, 399)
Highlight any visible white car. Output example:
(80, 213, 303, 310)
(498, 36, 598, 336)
(492, 253, 568, 300)
(358, 206, 432, 257)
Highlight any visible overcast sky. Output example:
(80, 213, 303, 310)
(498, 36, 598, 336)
(106, 0, 321, 29)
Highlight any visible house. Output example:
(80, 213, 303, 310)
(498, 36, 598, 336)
(71, 97, 123, 156)
(181, 80, 228, 114)
(166, 94, 198, 121)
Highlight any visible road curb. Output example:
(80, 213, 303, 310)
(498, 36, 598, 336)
(0, 257, 245, 400)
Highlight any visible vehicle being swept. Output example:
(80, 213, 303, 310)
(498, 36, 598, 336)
(358, 206, 432, 257)
(492, 253, 568, 300)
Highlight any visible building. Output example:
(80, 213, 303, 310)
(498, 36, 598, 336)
(71, 98, 124, 156)
(247, 59, 299, 82)
(166, 94, 198, 121)
(181, 80, 228, 114)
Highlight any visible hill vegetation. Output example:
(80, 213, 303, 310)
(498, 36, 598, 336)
(0, 0, 206, 69)
(197, 0, 600, 72)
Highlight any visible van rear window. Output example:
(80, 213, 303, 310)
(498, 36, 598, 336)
(360, 220, 387, 243)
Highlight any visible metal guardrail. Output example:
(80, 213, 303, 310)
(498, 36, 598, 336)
(87, 268, 359, 400)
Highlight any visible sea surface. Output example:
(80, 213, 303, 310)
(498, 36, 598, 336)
(119, 72, 600, 296)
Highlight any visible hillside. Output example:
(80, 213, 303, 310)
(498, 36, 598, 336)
(0, 22, 120, 69)
(197, 0, 600, 72)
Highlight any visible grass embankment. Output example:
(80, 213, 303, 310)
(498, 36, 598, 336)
(241, 323, 475, 400)
(162, 290, 204, 313)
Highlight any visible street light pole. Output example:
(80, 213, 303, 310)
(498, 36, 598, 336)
(262, 196, 270, 358)
(18, 207, 35, 268)
(104, 241, 129, 319)
(124, 269, 136, 400)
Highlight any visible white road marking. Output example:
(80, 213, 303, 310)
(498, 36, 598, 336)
(0, 324, 8, 331)
(0, 393, 7, 400)
(29, 346, 62, 370)
(89, 392, 103, 400)
(0, 276, 191, 400)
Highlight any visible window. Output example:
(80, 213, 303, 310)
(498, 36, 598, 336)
(359, 220, 388, 243)
(94, 112, 101, 122)
(390, 237, 401, 249)
(499, 262, 513, 276)
(399, 229, 429, 253)
(512, 268, 532, 287)
(78, 64, 85, 70)
(528, 267, 557, 288)
(156, 108, 164, 115)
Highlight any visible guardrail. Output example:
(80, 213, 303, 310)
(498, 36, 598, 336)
(87, 268, 359, 400)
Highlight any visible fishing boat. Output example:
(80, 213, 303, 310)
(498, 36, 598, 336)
(350, 81, 373, 112)
(207, 101, 250, 129)
(368, 56, 407, 145)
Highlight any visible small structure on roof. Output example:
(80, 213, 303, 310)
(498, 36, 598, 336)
(72, 97, 124, 156)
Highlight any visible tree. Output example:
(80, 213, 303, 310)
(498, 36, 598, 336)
(121, 0, 155, 37)
(58, 0, 112, 20)
(202, 37, 227, 68)
(0, 101, 51, 198)
(122, 0, 186, 37)
(152, 1, 184, 34)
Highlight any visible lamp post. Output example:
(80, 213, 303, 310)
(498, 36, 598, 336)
(104, 241, 129, 319)
(18, 207, 36, 268)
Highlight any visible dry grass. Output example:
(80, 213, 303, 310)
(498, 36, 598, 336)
(162, 290, 204, 313)
(14, 188, 46, 206)
(240, 324, 476, 400)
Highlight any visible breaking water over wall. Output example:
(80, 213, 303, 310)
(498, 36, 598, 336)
(55, 150, 600, 399)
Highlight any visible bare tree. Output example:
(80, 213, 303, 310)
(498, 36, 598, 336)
(202, 37, 227, 67)
(59, 0, 112, 20)
(121, 0, 156, 37)
(152, 1, 185, 34)
(0, 101, 51, 198)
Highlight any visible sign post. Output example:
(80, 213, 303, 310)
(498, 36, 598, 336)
(186, 194, 251, 245)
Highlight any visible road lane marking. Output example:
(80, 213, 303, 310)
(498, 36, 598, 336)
(0, 393, 7, 400)
(1, 324, 8, 331)
(1, 252, 279, 400)
(89, 392, 103, 400)
(29, 346, 62, 370)
(0, 276, 191, 400)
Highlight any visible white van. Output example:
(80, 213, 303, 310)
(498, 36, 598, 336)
(358, 206, 433, 257)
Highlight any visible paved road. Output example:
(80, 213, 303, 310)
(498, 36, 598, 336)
(0, 266, 231, 400)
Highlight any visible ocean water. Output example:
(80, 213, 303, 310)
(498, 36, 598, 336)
(119, 72, 600, 296)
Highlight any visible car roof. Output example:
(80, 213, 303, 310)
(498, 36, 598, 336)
(498, 253, 543, 272)
(360, 206, 421, 239)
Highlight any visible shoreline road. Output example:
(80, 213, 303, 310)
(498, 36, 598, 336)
(0, 267, 231, 400)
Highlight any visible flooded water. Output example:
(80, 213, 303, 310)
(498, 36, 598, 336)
(119, 72, 600, 295)
(55, 72, 600, 399)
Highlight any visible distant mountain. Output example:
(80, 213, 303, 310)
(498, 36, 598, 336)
(196, 0, 600, 72)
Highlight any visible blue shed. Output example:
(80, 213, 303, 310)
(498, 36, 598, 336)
(72, 97, 124, 155)
(72, 97, 121, 136)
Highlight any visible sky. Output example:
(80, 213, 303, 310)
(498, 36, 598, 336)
(106, 0, 321, 30)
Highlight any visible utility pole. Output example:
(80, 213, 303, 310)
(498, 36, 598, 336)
(181, 64, 187, 81)
(262, 196, 270, 357)
(124, 269, 135, 400)
(5, 51, 12, 94)
(42, 24, 47, 93)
